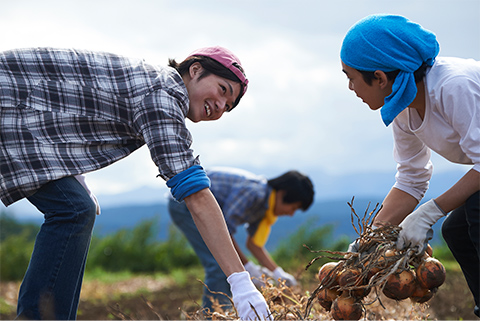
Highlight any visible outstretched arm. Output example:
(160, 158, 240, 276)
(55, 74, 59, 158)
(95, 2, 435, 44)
(246, 236, 277, 271)
(375, 168, 480, 227)
(377, 169, 480, 254)
(373, 187, 418, 226)
(184, 188, 271, 320)
(184, 188, 244, 276)
(247, 236, 297, 286)
(434, 168, 480, 213)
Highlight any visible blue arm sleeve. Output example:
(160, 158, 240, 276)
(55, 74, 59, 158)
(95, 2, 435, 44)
(166, 165, 211, 201)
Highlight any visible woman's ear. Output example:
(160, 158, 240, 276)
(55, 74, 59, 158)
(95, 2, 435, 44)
(374, 70, 390, 89)
(189, 62, 203, 80)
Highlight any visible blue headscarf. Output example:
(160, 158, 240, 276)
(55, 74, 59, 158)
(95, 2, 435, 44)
(341, 14, 440, 126)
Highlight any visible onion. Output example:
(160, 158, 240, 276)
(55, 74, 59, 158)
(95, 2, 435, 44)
(426, 244, 433, 257)
(317, 288, 340, 311)
(337, 267, 361, 287)
(365, 249, 396, 280)
(337, 267, 369, 298)
(410, 280, 433, 304)
(416, 257, 446, 289)
(318, 262, 339, 287)
(331, 293, 363, 321)
(382, 269, 416, 300)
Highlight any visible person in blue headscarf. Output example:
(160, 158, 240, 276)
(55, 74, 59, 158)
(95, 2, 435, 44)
(341, 14, 480, 318)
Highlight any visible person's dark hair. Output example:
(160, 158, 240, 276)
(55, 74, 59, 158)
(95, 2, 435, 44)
(267, 170, 314, 211)
(169, 56, 245, 109)
(358, 62, 428, 85)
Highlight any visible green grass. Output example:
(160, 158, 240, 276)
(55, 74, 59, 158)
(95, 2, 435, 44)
(83, 267, 136, 283)
(0, 297, 15, 316)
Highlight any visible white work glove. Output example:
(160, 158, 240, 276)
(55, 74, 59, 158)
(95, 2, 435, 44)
(227, 271, 271, 320)
(74, 175, 101, 215)
(260, 267, 274, 279)
(245, 261, 267, 287)
(396, 199, 446, 255)
(273, 266, 297, 287)
(347, 238, 361, 253)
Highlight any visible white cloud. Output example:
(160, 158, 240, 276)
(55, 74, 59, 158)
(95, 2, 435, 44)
(0, 0, 478, 196)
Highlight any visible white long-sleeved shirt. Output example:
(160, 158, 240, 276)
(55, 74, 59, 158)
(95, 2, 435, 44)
(392, 57, 480, 201)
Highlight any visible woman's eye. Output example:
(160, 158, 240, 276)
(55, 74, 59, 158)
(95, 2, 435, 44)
(220, 85, 226, 94)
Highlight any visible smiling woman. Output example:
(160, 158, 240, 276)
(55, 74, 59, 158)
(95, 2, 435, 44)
(0, 46, 270, 320)
(168, 46, 247, 122)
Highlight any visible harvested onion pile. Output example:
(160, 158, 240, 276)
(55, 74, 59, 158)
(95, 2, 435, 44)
(305, 199, 446, 321)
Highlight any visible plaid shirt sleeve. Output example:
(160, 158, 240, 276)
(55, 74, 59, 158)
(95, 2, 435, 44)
(134, 83, 199, 180)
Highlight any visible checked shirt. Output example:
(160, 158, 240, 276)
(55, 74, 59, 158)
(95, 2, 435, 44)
(0, 47, 199, 206)
(206, 167, 271, 236)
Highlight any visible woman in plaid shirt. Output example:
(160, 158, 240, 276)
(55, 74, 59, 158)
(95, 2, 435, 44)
(0, 46, 270, 320)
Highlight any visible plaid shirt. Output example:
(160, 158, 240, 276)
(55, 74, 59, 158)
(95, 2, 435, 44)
(206, 167, 271, 236)
(0, 47, 199, 206)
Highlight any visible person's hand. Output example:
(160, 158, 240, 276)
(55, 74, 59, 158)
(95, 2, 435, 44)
(347, 239, 360, 253)
(260, 267, 274, 279)
(347, 225, 379, 253)
(396, 200, 446, 255)
(245, 261, 267, 287)
(273, 267, 297, 287)
(227, 271, 271, 320)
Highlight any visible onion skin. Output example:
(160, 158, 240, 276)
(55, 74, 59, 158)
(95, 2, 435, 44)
(352, 285, 371, 299)
(331, 293, 363, 321)
(337, 267, 370, 298)
(317, 288, 340, 311)
(338, 267, 361, 287)
(365, 249, 396, 280)
(383, 269, 416, 300)
(410, 280, 434, 304)
(426, 244, 433, 257)
(416, 257, 446, 289)
(318, 262, 339, 287)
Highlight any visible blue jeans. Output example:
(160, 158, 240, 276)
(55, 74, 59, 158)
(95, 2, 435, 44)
(442, 191, 479, 318)
(168, 199, 232, 312)
(17, 176, 97, 320)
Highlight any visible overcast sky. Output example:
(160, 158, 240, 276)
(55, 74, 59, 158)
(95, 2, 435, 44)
(1, 0, 478, 198)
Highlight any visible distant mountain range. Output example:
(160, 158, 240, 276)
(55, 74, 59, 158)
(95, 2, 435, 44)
(6, 169, 462, 252)
(14, 196, 446, 254)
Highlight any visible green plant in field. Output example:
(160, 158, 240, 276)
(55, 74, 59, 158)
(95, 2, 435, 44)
(0, 231, 34, 281)
(86, 219, 200, 274)
(0, 212, 39, 242)
(0, 297, 15, 315)
(0, 210, 461, 283)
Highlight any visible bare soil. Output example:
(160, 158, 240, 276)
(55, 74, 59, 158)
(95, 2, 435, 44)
(0, 270, 477, 320)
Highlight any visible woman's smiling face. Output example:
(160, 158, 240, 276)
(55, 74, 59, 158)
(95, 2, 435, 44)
(184, 62, 241, 122)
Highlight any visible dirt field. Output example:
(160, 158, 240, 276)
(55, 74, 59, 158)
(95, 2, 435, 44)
(1, 269, 477, 320)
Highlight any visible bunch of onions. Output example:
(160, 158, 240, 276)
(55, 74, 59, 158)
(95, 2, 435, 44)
(316, 262, 365, 320)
